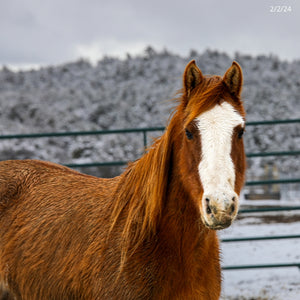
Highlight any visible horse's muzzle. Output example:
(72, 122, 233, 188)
(201, 192, 239, 230)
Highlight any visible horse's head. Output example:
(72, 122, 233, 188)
(178, 60, 246, 230)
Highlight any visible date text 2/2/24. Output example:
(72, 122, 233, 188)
(270, 6, 292, 13)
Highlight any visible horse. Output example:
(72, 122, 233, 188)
(0, 60, 246, 299)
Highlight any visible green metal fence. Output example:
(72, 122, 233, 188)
(0, 118, 300, 272)
(221, 205, 300, 271)
(0, 119, 299, 186)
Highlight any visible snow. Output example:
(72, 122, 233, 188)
(219, 206, 300, 299)
(222, 267, 300, 300)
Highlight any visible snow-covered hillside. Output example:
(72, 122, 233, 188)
(0, 48, 299, 188)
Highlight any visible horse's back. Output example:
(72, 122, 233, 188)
(0, 159, 114, 209)
(0, 159, 119, 299)
(0, 158, 117, 232)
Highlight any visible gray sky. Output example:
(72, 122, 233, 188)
(0, 0, 299, 69)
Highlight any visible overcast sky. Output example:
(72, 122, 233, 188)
(0, 0, 299, 69)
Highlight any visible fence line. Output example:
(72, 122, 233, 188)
(1, 118, 299, 146)
(1, 119, 298, 184)
(246, 119, 300, 126)
(221, 204, 300, 270)
(221, 234, 300, 243)
(222, 263, 300, 271)
(246, 150, 300, 157)
(239, 206, 300, 213)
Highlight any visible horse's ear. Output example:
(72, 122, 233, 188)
(223, 61, 243, 97)
(183, 60, 204, 99)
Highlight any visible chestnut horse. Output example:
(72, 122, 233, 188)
(0, 60, 246, 299)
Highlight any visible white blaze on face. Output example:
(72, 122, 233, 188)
(196, 102, 244, 210)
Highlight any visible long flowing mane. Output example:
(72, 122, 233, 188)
(109, 113, 177, 268)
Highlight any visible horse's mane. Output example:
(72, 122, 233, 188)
(109, 112, 179, 269)
(109, 74, 232, 270)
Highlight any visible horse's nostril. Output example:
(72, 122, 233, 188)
(206, 205, 212, 214)
(232, 196, 236, 202)
(230, 204, 235, 214)
(205, 198, 212, 214)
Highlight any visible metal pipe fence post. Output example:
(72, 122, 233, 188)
(143, 130, 147, 150)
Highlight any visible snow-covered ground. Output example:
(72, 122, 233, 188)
(219, 200, 300, 299)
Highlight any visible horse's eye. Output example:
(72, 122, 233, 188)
(238, 128, 244, 139)
(185, 129, 193, 140)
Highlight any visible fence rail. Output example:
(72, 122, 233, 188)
(1, 118, 299, 141)
(221, 205, 300, 271)
(221, 234, 300, 243)
(1, 119, 299, 187)
(239, 206, 300, 213)
(223, 263, 300, 270)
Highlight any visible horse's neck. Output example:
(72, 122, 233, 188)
(160, 155, 207, 247)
